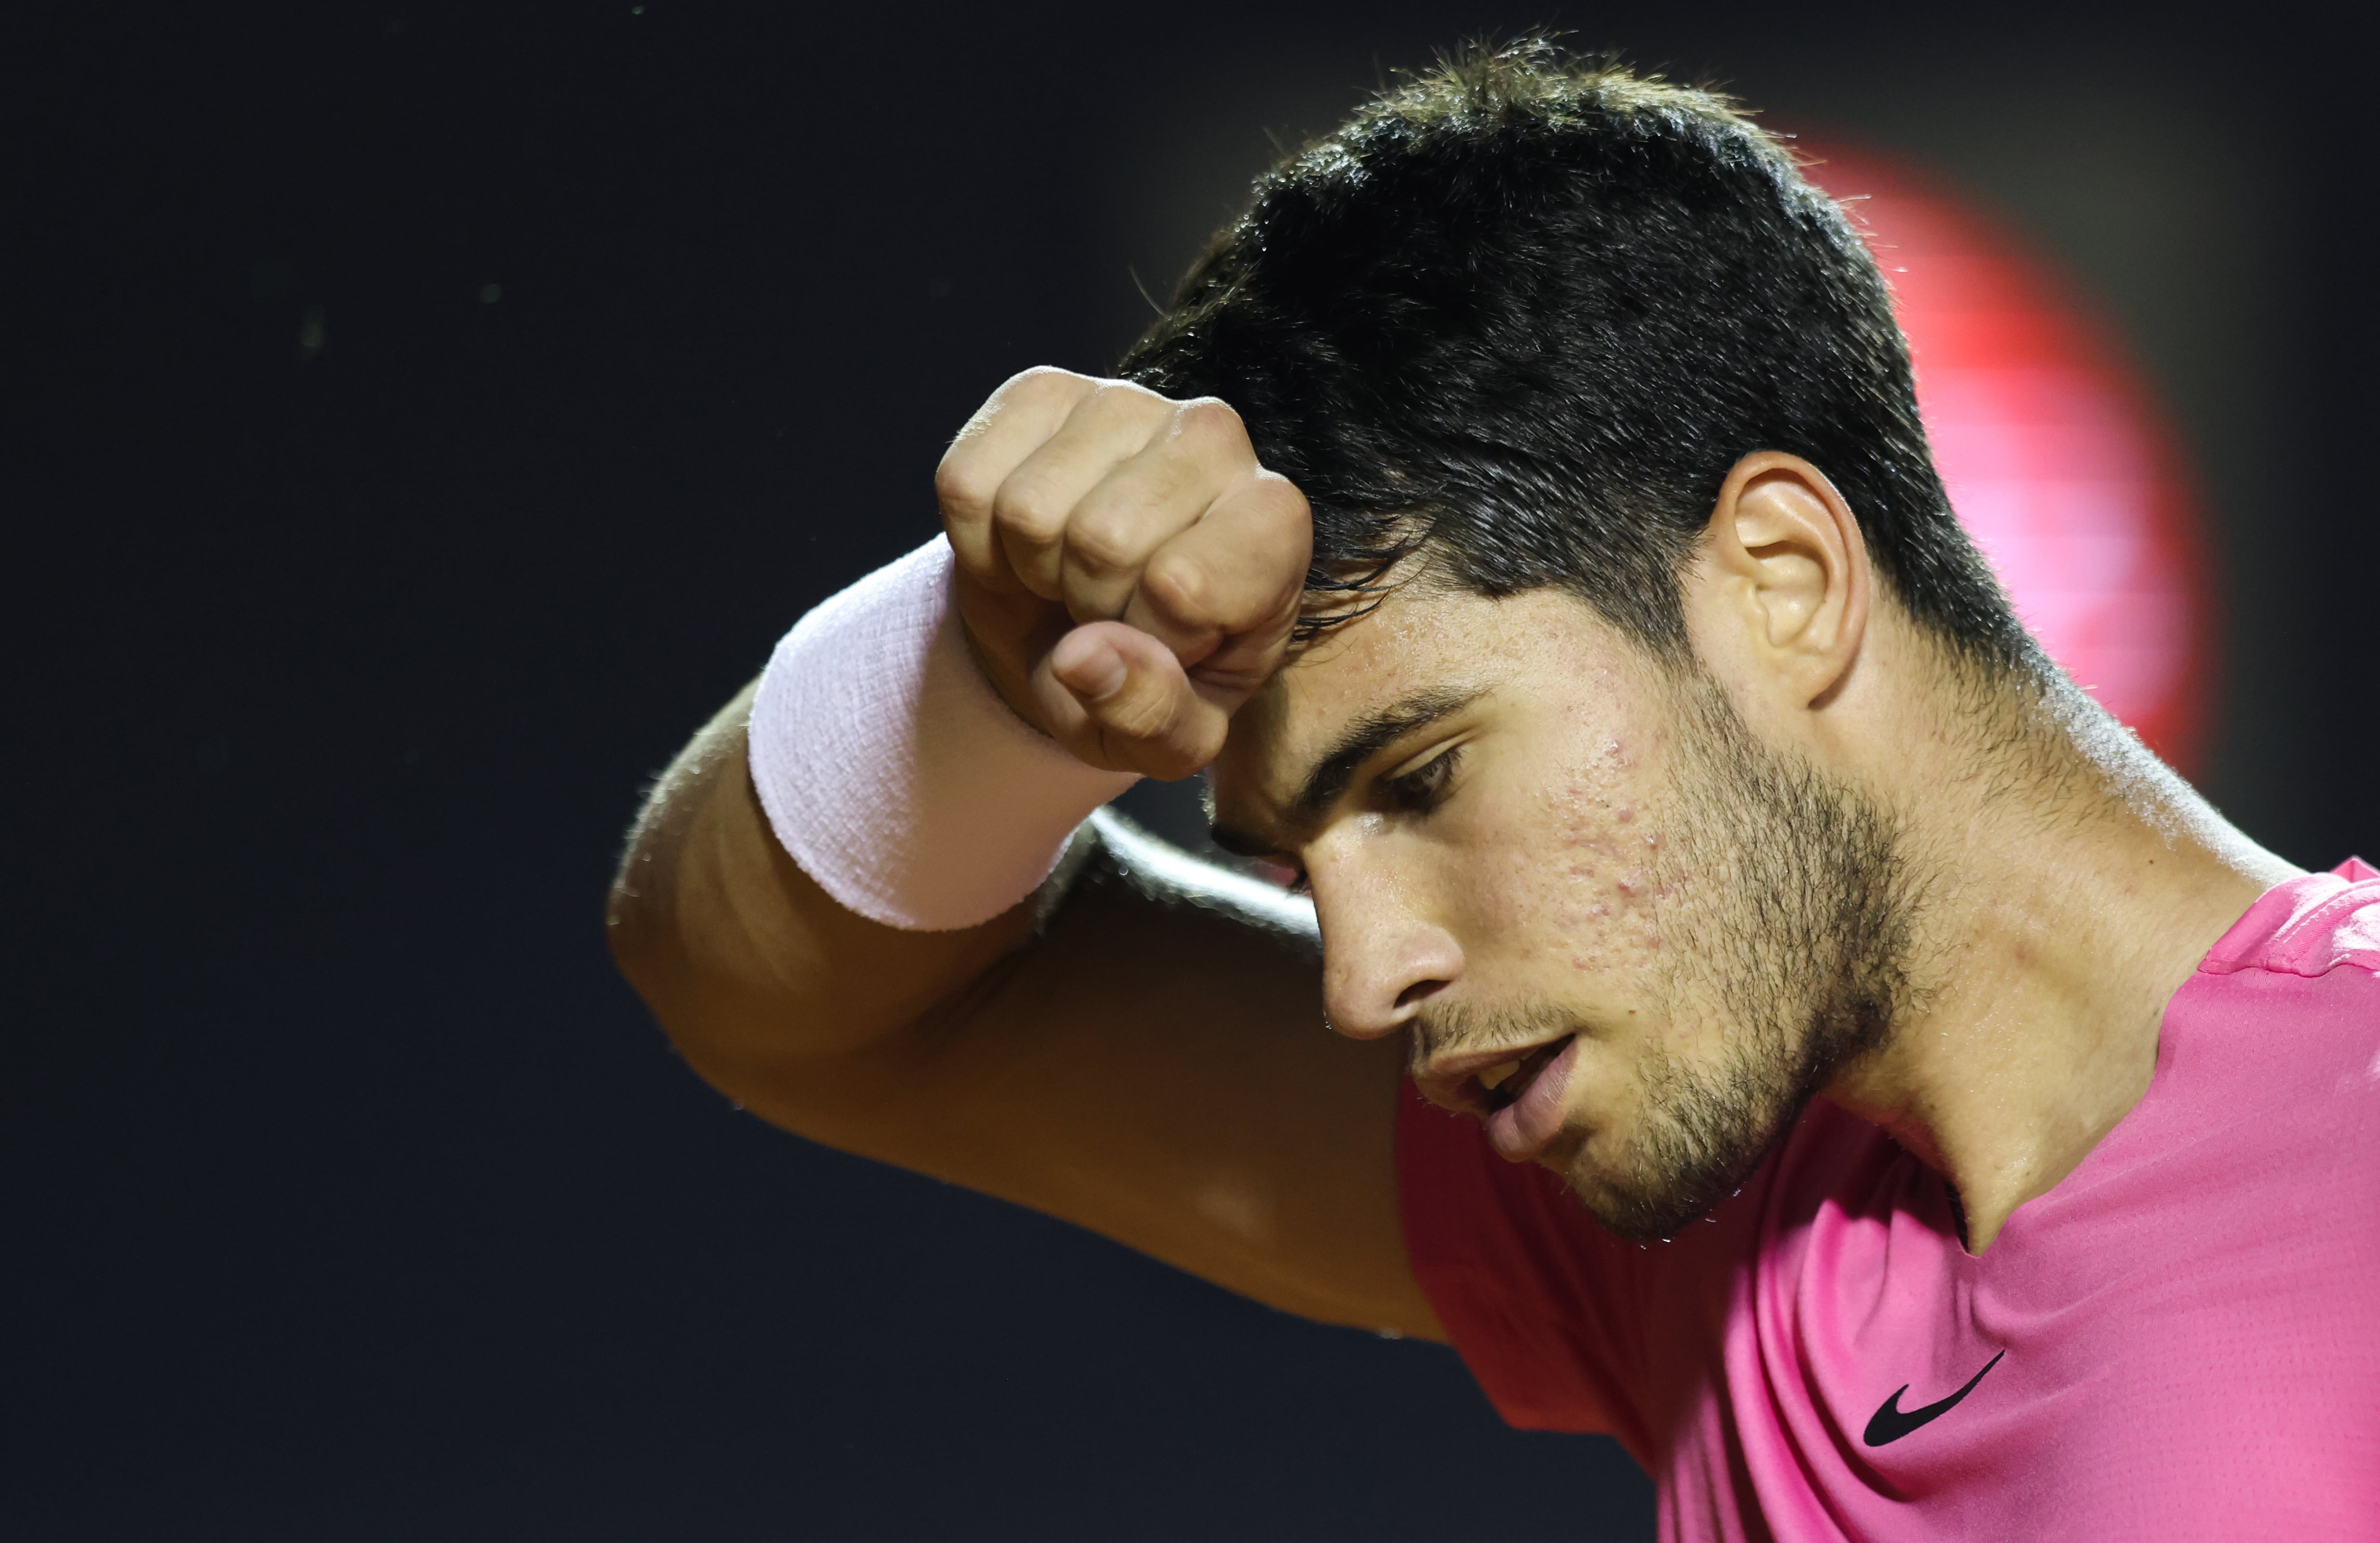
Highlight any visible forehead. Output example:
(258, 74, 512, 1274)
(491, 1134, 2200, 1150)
(1211, 585, 1655, 816)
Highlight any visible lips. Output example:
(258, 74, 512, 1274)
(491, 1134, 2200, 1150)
(1480, 1037, 1570, 1111)
(1485, 1035, 1577, 1161)
(1417, 1032, 1579, 1163)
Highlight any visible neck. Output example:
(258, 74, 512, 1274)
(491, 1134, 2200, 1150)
(1820, 659, 2298, 1254)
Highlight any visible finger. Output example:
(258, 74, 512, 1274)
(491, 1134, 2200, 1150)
(1031, 621, 1232, 780)
(991, 381, 1174, 603)
(936, 368, 1096, 593)
(1055, 407, 1251, 624)
(1123, 469, 1311, 690)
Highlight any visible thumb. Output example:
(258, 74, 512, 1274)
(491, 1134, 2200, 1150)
(1032, 621, 1231, 780)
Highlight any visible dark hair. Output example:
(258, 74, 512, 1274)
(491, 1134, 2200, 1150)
(1120, 38, 2028, 671)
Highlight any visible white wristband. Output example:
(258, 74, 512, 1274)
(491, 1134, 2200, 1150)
(747, 536, 1140, 930)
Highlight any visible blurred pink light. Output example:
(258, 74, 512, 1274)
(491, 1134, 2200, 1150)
(1801, 145, 2213, 773)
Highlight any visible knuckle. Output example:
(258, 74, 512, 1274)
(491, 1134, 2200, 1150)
(1139, 550, 1211, 618)
(933, 454, 992, 515)
(1252, 467, 1310, 518)
(991, 477, 1065, 541)
(1003, 364, 1087, 404)
(1174, 396, 1249, 448)
(1098, 684, 1174, 743)
(1065, 510, 1141, 575)
(1089, 378, 1169, 419)
(1248, 479, 1316, 566)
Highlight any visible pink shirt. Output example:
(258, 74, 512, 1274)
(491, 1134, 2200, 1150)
(1400, 860, 2380, 1540)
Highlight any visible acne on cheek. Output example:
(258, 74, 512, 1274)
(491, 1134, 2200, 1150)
(1502, 673, 1681, 970)
(1534, 780, 1667, 968)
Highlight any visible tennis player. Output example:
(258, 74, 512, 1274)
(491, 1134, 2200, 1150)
(610, 42, 2379, 1538)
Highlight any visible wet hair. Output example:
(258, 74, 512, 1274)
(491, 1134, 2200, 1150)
(1120, 37, 2028, 672)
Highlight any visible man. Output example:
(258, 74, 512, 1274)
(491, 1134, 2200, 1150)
(608, 41, 2380, 1539)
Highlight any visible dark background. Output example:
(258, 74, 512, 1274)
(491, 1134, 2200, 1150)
(6, 2, 2374, 1537)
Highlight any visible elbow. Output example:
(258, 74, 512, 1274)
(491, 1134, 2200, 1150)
(605, 840, 687, 1021)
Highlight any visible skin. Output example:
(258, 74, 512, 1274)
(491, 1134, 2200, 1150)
(609, 367, 2296, 1368)
(1213, 451, 2296, 1249)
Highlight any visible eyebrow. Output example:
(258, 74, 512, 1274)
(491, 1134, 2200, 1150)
(1209, 686, 1486, 857)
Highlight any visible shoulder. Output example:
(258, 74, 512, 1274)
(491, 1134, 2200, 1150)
(2198, 859, 2380, 981)
(2131, 863, 2380, 1193)
(2169, 862, 2380, 1106)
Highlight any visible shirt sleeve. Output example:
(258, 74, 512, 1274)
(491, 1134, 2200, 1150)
(1396, 1080, 1663, 1459)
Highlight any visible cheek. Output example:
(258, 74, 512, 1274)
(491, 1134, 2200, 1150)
(1468, 738, 1676, 976)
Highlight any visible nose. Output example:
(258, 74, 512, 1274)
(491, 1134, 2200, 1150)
(1310, 863, 1465, 1040)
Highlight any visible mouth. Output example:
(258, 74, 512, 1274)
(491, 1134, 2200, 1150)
(1417, 1032, 1580, 1162)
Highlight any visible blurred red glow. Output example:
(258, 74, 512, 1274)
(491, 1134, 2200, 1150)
(1801, 145, 2213, 773)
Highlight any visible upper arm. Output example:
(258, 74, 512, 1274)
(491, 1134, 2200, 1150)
(635, 775, 1441, 1339)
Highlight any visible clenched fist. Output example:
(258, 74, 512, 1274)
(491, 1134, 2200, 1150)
(935, 368, 1312, 780)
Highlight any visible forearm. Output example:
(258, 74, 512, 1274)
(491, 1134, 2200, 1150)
(603, 370, 1432, 1338)
(606, 680, 1041, 1086)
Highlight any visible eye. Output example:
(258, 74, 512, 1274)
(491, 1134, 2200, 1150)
(1380, 745, 1464, 814)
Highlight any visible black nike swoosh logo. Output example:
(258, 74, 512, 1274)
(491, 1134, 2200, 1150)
(1862, 1350, 2005, 1446)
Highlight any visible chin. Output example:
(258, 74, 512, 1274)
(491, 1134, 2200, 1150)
(1555, 1135, 1759, 1244)
(1566, 1175, 1722, 1244)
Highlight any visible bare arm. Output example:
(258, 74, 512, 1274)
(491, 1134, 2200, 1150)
(607, 371, 1442, 1337)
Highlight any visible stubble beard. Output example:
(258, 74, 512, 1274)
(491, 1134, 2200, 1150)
(1559, 676, 1919, 1243)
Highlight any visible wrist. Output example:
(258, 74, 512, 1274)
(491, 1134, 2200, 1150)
(746, 537, 1140, 931)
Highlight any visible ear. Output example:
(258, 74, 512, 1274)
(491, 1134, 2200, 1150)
(1685, 451, 1872, 711)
